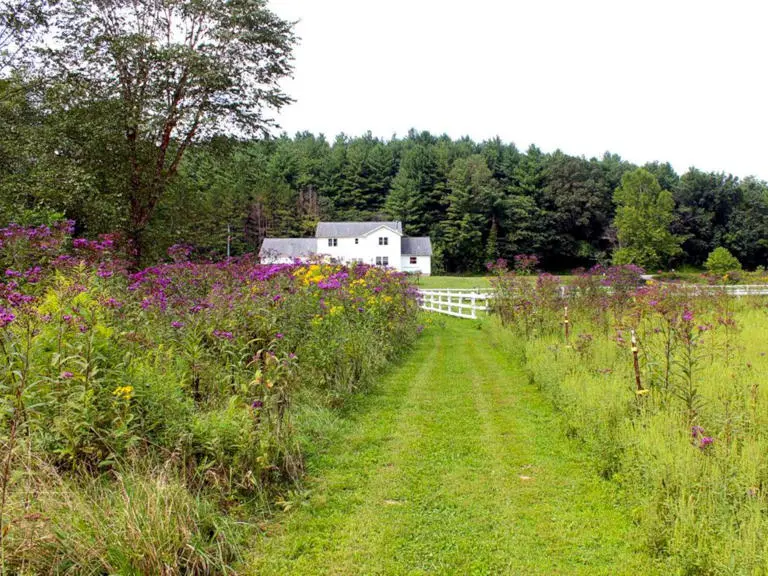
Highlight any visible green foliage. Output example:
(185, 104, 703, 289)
(0, 225, 419, 572)
(705, 246, 742, 276)
(32, 0, 297, 262)
(491, 278, 768, 573)
(613, 168, 683, 270)
(3, 469, 245, 574)
(439, 155, 497, 272)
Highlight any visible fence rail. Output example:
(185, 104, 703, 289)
(669, 284, 768, 296)
(417, 289, 493, 319)
(418, 283, 768, 319)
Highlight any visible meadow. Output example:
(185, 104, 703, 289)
(0, 222, 419, 573)
(489, 262, 768, 574)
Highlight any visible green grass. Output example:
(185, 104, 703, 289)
(245, 317, 663, 575)
(415, 275, 493, 289)
(415, 275, 578, 289)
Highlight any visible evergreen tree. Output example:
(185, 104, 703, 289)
(440, 155, 497, 272)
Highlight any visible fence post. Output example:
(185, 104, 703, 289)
(631, 329, 643, 392)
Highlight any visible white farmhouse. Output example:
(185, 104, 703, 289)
(259, 221, 432, 275)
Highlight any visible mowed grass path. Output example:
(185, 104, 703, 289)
(246, 318, 660, 575)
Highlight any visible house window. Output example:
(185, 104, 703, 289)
(355, 238, 359, 244)
(410, 256, 417, 264)
(328, 238, 337, 247)
(378, 237, 388, 246)
(375, 256, 389, 266)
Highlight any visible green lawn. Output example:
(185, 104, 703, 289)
(415, 275, 493, 289)
(245, 317, 663, 575)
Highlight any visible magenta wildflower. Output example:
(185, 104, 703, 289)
(60, 371, 74, 379)
(275, 333, 284, 340)
(212, 330, 234, 340)
(0, 308, 15, 327)
(171, 321, 185, 329)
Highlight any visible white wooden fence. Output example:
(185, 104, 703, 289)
(417, 289, 493, 319)
(418, 283, 768, 319)
(674, 284, 768, 296)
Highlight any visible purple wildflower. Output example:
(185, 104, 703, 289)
(699, 437, 714, 449)
(212, 330, 234, 340)
(171, 321, 185, 329)
(0, 308, 15, 328)
(60, 371, 74, 379)
(251, 399, 264, 409)
(275, 333, 284, 340)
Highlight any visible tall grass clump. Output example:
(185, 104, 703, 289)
(0, 221, 420, 573)
(491, 262, 768, 574)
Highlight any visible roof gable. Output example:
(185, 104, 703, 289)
(359, 223, 403, 238)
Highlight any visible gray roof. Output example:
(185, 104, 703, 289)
(401, 237, 432, 256)
(316, 221, 402, 238)
(259, 238, 316, 258)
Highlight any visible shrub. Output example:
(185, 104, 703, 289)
(705, 247, 742, 276)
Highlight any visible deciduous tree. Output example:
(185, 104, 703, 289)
(42, 0, 296, 262)
(613, 168, 682, 270)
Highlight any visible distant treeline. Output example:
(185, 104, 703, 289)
(3, 126, 767, 272)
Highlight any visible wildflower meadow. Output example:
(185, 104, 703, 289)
(0, 221, 419, 573)
(490, 261, 768, 573)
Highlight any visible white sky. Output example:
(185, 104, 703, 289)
(268, 0, 768, 180)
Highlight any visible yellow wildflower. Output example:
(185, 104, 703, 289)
(112, 385, 134, 400)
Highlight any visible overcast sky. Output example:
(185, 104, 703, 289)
(268, 0, 768, 180)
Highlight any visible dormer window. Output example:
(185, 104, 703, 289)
(328, 238, 337, 247)
(378, 237, 388, 246)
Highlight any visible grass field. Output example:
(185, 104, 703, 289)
(414, 275, 493, 289)
(246, 317, 662, 575)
